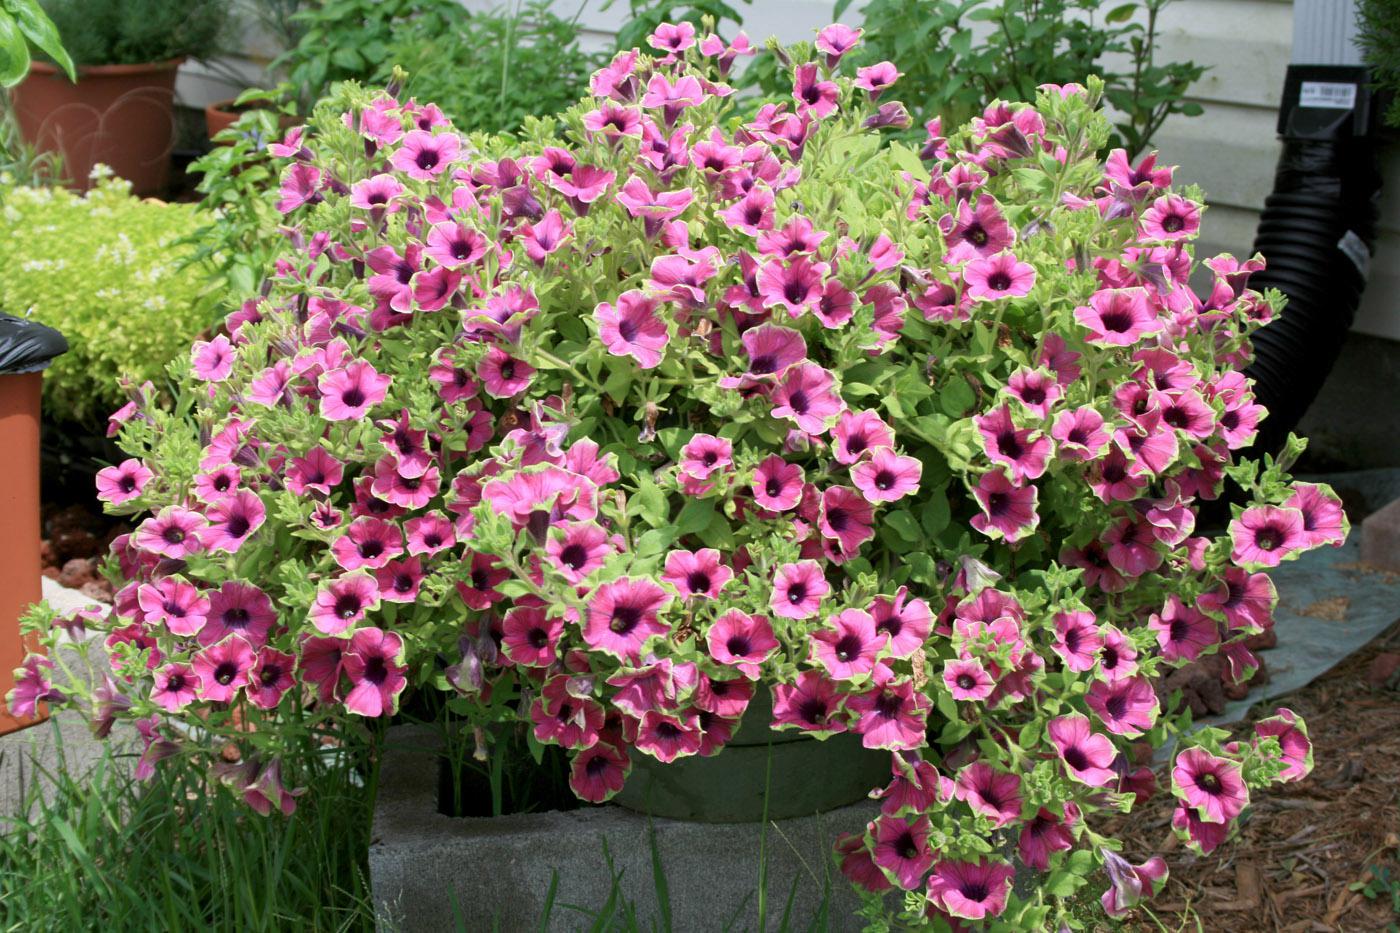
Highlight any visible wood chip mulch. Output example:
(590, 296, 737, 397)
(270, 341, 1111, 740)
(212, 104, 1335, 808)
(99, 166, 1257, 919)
(1111, 619, 1400, 932)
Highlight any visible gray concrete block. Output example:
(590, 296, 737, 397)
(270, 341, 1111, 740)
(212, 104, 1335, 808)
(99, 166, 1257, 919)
(370, 725, 876, 932)
(1361, 497, 1400, 573)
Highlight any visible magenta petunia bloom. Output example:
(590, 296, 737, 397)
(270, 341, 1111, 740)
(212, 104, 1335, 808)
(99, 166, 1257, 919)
(1006, 367, 1063, 419)
(1197, 567, 1275, 633)
(810, 608, 884, 681)
(648, 20, 696, 53)
(151, 663, 197, 712)
(1017, 807, 1075, 870)
(531, 677, 605, 750)
(519, 209, 572, 264)
(770, 362, 843, 435)
(192, 464, 241, 503)
(133, 506, 207, 560)
(1284, 482, 1348, 548)
(1251, 708, 1313, 782)
(871, 813, 933, 890)
(371, 456, 441, 509)
(942, 657, 994, 701)
(814, 23, 862, 67)
(583, 577, 671, 662)
(854, 61, 901, 101)
(751, 455, 804, 511)
(545, 521, 612, 584)
(758, 255, 830, 317)
(5, 655, 63, 719)
(310, 572, 380, 635)
(770, 560, 829, 619)
(596, 290, 669, 368)
(200, 581, 277, 648)
(940, 194, 1013, 263)
(1086, 675, 1159, 737)
(96, 458, 153, 505)
(389, 130, 461, 180)
(615, 176, 692, 236)
(1141, 193, 1201, 240)
(342, 627, 408, 717)
(349, 173, 405, 212)
(962, 252, 1035, 301)
(1149, 595, 1219, 662)
(970, 469, 1039, 543)
(403, 512, 454, 558)
(869, 587, 932, 659)
(569, 742, 631, 803)
(1073, 287, 1161, 346)
(771, 670, 846, 735)
(275, 162, 323, 213)
(1050, 610, 1102, 673)
(819, 485, 875, 554)
(635, 710, 704, 763)
(331, 517, 405, 572)
(481, 465, 598, 530)
(501, 605, 564, 668)
(247, 648, 297, 710)
(286, 446, 344, 497)
(193, 636, 256, 702)
(791, 62, 839, 118)
(832, 409, 895, 465)
(191, 334, 235, 382)
(138, 578, 210, 637)
(706, 609, 778, 679)
(477, 345, 536, 398)
(1172, 803, 1230, 855)
(1047, 714, 1117, 787)
(197, 489, 266, 554)
(718, 184, 775, 236)
(927, 858, 1015, 921)
(425, 221, 489, 269)
(583, 101, 644, 140)
(375, 556, 424, 603)
(975, 405, 1050, 483)
(1172, 747, 1248, 824)
(1100, 849, 1170, 918)
(319, 361, 391, 421)
(1229, 505, 1307, 568)
(847, 667, 927, 751)
(679, 433, 732, 481)
(955, 761, 1022, 826)
(851, 448, 922, 504)
(661, 548, 733, 600)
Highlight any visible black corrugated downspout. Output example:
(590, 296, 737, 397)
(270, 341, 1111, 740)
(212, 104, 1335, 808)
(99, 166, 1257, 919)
(1244, 65, 1384, 454)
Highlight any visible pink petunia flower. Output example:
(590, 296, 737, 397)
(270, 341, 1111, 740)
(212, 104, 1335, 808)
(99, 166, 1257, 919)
(792, 63, 839, 118)
(955, 761, 1022, 826)
(1229, 505, 1307, 568)
(943, 657, 995, 701)
(197, 489, 265, 554)
(832, 409, 895, 465)
(855, 61, 901, 101)
(814, 23, 863, 67)
(477, 346, 535, 398)
(811, 608, 885, 681)
(869, 588, 932, 658)
(331, 517, 405, 572)
(545, 522, 612, 584)
(1074, 287, 1161, 346)
(1018, 807, 1076, 870)
(871, 813, 933, 890)
(975, 405, 1050, 483)
(758, 255, 830, 317)
(583, 578, 671, 662)
(501, 605, 564, 668)
(1047, 714, 1117, 786)
(1251, 708, 1313, 783)
(193, 636, 256, 702)
(927, 858, 1015, 921)
(847, 667, 927, 750)
(389, 130, 461, 180)
(133, 506, 207, 560)
(5, 655, 64, 718)
(275, 162, 323, 213)
(247, 648, 296, 710)
(706, 610, 778, 679)
(310, 573, 380, 635)
(342, 627, 407, 717)
(962, 252, 1035, 301)
(138, 578, 211, 636)
(199, 580, 276, 649)
(1051, 610, 1102, 672)
(285, 446, 344, 497)
(96, 458, 153, 505)
(1141, 194, 1201, 240)
(569, 742, 631, 803)
(1149, 595, 1219, 662)
(151, 663, 198, 712)
(770, 560, 830, 619)
(751, 455, 804, 512)
(1100, 849, 1170, 918)
(349, 173, 405, 212)
(1086, 675, 1159, 737)
(970, 470, 1039, 543)
(1284, 482, 1348, 548)
(1172, 747, 1248, 824)
(191, 334, 235, 382)
(851, 448, 922, 503)
(661, 548, 733, 600)
(635, 710, 703, 762)
(770, 363, 843, 435)
(319, 361, 391, 421)
(819, 485, 875, 554)
(375, 557, 424, 603)
(771, 670, 846, 735)
(595, 291, 669, 369)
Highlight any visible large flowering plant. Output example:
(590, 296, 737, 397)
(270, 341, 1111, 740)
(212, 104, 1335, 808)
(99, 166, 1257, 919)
(12, 22, 1346, 928)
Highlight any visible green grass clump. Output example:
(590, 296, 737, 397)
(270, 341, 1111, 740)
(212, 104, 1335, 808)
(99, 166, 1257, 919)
(0, 728, 375, 932)
(0, 173, 215, 424)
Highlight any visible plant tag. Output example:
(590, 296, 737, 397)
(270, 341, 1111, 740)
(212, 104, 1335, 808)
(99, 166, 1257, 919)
(1299, 81, 1356, 110)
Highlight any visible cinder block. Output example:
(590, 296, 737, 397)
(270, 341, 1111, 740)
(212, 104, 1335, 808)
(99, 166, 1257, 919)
(1360, 497, 1400, 573)
(369, 725, 875, 932)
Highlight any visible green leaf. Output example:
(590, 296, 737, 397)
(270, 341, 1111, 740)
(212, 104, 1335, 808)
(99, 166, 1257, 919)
(1105, 3, 1138, 23)
(0, 14, 32, 88)
(919, 493, 950, 537)
(7, 0, 71, 81)
(938, 377, 975, 417)
(883, 510, 922, 543)
(674, 498, 716, 537)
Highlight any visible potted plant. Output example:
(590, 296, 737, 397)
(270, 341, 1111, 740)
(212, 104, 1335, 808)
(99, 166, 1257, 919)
(11, 23, 1341, 929)
(8, 0, 227, 194)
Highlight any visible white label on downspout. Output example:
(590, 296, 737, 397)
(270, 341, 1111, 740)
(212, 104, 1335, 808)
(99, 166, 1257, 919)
(1299, 81, 1357, 109)
(1337, 230, 1370, 281)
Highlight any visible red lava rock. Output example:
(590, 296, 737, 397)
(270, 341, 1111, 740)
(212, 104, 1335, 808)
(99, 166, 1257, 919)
(40, 538, 55, 566)
(1243, 628, 1278, 651)
(79, 580, 113, 604)
(41, 566, 61, 580)
(56, 557, 96, 589)
(49, 528, 99, 565)
(1367, 652, 1400, 690)
(1360, 498, 1400, 573)
(1162, 661, 1227, 716)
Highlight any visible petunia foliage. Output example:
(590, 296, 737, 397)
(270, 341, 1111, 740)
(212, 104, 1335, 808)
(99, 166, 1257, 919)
(12, 23, 1345, 929)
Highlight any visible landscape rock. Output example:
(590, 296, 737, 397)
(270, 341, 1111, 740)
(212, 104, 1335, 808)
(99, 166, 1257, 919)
(1366, 652, 1400, 690)
(1359, 497, 1400, 573)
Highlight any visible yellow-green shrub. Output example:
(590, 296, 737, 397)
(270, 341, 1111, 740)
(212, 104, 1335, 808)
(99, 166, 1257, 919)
(0, 173, 214, 423)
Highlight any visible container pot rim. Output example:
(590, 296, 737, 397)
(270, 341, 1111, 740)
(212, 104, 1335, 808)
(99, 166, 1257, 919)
(28, 58, 186, 79)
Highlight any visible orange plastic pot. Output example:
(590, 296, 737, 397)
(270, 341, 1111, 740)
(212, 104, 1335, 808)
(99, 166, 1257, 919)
(0, 373, 46, 735)
(10, 58, 184, 196)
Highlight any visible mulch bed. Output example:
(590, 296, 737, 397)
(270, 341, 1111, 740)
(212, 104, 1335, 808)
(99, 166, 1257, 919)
(1117, 619, 1400, 931)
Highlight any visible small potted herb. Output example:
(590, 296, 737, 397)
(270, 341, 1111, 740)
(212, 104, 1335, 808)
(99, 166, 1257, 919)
(10, 0, 228, 194)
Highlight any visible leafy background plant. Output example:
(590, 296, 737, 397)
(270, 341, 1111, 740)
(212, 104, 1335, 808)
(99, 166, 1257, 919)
(38, 0, 228, 66)
(0, 175, 215, 423)
(1358, 0, 1400, 129)
(793, 0, 1206, 156)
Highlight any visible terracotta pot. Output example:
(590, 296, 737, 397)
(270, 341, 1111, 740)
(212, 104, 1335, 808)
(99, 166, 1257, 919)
(204, 98, 240, 141)
(0, 373, 47, 735)
(10, 58, 184, 196)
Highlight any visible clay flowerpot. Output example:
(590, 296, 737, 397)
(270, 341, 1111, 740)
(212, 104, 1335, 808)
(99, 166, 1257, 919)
(204, 98, 240, 141)
(10, 58, 184, 196)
